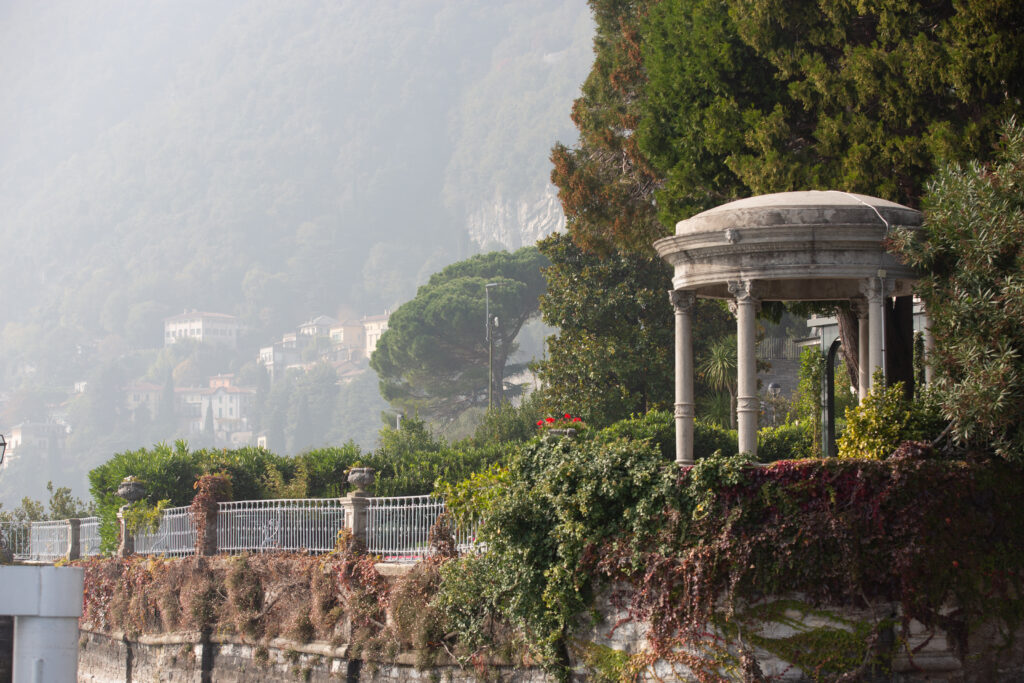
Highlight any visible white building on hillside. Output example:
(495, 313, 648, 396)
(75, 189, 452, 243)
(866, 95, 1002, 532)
(164, 311, 242, 349)
(362, 312, 390, 359)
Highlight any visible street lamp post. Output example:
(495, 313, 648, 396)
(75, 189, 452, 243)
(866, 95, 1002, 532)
(0, 433, 6, 469)
(485, 282, 500, 411)
(768, 382, 782, 426)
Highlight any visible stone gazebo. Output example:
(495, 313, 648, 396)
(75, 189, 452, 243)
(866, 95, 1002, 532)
(654, 191, 922, 465)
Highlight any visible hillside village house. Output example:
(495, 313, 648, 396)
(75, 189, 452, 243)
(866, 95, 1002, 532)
(164, 311, 242, 349)
(329, 321, 364, 350)
(125, 381, 162, 420)
(361, 313, 389, 359)
(298, 315, 338, 338)
(258, 342, 302, 381)
(259, 312, 390, 380)
(3, 422, 66, 470)
(175, 375, 255, 446)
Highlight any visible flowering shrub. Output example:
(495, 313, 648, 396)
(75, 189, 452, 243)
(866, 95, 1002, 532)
(536, 412, 585, 429)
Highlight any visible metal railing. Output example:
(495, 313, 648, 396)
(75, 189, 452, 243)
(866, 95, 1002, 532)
(217, 498, 346, 553)
(366, 495, 479, 563)
(0, 521, 30, 561)
(757, 337, 802, 360)
(80, 517, 102, 557)
(27, 520, 70, 563)
(3, 496, 482, 564)
(133, 506, 196, 557)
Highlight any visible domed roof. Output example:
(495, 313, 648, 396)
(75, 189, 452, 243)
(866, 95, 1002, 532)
(677, 190, 921, 236)
(653, 191, 922, 301)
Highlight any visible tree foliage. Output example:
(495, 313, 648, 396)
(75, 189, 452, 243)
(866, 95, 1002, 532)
(545, 0, 1024, 417)
(640, 0, 1024, 224)
(371, 247, 548, 422)
(698, 335, 738, 429)
(537, 233, 731, 427)
(550, 0, 663, 255)
(891, 121, 1024, 459)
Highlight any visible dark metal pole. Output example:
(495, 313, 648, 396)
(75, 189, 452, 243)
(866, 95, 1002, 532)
(821, 338, 841, 457)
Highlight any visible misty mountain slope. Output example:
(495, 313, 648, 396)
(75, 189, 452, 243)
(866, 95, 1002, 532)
(0, 0, 592, 384)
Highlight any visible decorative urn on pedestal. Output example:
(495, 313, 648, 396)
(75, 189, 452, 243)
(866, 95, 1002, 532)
(116, 476, 146, 505)
(347, 467, 375, 497)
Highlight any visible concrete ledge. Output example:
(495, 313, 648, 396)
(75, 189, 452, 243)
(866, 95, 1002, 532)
(0, 565, 83, 617)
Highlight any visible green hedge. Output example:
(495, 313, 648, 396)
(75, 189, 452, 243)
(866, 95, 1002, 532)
(757, 422, 815, 462)
(597, 409, 738, 460)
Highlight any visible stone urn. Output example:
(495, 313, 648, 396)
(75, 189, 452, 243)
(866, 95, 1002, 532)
(116, 476, 146, 504)
(347, 467, 375, 496)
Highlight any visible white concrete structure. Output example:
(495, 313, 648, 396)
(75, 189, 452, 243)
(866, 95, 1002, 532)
(654, 191, 922, 464)
(0, 565, 83, 681)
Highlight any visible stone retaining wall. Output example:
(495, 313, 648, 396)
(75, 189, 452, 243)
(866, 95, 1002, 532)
(77, 562, 1024, 682)
(77, 630, 555, 683)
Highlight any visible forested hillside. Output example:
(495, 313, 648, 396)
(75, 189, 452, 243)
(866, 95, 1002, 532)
(0, 0, 591, 383)
(0, 0, 592, 506)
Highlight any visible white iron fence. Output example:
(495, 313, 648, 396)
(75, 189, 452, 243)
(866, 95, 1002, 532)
(366, 495, 479, 563)
(80, 517, 102, 557)
(217, 498, 346, 553)
(133, 506, 196, 557)
(27, 520, 70, 563)
(3, 496, 480, 564)
(0, 521, 30, 560)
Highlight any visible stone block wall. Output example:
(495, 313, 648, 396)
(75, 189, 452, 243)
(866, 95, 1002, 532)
(76, 562, 1024, 682)
(77, 630, 556, 683)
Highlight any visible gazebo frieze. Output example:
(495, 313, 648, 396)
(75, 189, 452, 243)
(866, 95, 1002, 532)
(671, 271, 917, 301)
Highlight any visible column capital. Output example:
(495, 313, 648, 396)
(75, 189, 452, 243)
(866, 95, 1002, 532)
(727, 279, 759, 304)
(668, 289, 697, 313)
(728, 280, 761, 317)
(859, 278, 892, 304)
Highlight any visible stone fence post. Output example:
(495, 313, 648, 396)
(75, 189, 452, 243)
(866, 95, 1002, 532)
(116, 507, 134, 558)
(65, 518, 81, 562)
(342, 467, 375, 546)
(193, 474, 230, 557)
(195, 503, 218, 557)
(116, 476, 146, 558)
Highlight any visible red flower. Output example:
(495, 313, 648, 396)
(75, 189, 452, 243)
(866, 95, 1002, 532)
(536, 420, 544, 427)
(573, 417, 582, 422)
(564, 413, 571, 419)
(546, 417, 555, 423)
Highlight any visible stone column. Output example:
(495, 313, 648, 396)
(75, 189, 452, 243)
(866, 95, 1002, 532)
(116, 507, 134, 558)
(341, 496, 369, 546)
(851, 299, 870, 401)
(860, 278, 887, 392)
(669, 290, 697, 466)
(196, 505, 218, 557)
(728, 280, 760, 457)
(65, 518, 81, 562)
(342, 467, 375, 547)
(922, 308, 936, 384)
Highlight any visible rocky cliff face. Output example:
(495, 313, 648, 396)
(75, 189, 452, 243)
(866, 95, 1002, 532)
(466, 185, 565, 250)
